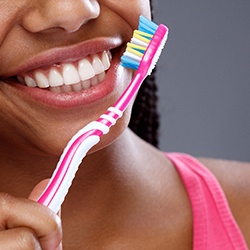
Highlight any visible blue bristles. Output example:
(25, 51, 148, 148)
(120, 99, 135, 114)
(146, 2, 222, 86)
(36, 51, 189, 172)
(121, 58, 140, 71)
(138, 16, 158, 35)
(120, 16, 159, 70)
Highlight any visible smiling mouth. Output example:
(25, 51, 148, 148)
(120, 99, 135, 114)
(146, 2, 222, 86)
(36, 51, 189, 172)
(6, 50, 112, 94)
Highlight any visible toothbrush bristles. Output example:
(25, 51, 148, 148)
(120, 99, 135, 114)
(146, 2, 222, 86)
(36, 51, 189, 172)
(120, 16, 168, 74)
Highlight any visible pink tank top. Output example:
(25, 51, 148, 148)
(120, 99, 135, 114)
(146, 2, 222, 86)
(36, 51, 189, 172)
(167, 153, 248, 250)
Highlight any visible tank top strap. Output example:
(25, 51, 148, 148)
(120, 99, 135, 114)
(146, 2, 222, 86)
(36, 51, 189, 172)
(166, 153, 248, 250)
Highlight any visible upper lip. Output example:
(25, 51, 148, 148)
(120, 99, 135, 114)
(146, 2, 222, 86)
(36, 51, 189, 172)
(4, 37, 123, 78)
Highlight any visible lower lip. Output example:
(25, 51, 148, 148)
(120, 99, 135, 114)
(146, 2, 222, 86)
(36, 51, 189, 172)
(5, 56, 122, 109)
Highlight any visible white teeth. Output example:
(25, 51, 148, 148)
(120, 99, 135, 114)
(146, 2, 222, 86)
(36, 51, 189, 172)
(35, 72, 49, 88)
(82, 79, 91, 90)
(63, 63, 81, 85)
(90, 75, 99, 86)
(49, 86, 61, 93)
(101, 51, 111, 70)
(61, 84, 72, 92)
(78, 58, 95, 81)
(92, 54, 105, 74)
(49, 69, 64, 87)
(17, 76, 25, 84)
(24, 76, 36, 87)
(72, 82, 82, 92)
(18, 51, 112, 93)
(98, 72, 106, 82)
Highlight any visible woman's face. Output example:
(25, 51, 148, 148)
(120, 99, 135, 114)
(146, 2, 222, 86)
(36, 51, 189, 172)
(0, 0, 151, 156)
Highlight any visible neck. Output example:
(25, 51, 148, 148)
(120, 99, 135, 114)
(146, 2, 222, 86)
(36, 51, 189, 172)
(0, 129, 191, 249)
(0, 146, 57, 197)
(0, 128, 144, 197)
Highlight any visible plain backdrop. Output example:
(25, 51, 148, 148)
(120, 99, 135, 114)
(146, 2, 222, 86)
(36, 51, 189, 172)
(154, 0, 250, 161)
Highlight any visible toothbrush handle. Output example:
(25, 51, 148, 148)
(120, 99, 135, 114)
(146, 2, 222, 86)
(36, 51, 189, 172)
(37, 71, 143, 213)
(37, 126, 102, 213)
(37, 70, 143, 213)
(37, 107, 122, 213)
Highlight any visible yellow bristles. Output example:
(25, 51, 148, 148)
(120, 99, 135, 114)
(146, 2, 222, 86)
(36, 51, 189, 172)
(126, 47, 144, 58)
(126, 42, 146, 57)
(133, 30, 152, 44)
(127, 42, 146, 51)
(121, 16, 168, 72)
(134, 30, 153, 39)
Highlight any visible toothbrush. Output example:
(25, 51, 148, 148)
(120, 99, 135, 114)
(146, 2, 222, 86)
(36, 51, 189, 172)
(37, 16, 169, 213)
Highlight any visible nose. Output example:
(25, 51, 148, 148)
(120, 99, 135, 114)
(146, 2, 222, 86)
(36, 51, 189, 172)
(21, 0, 100, 33)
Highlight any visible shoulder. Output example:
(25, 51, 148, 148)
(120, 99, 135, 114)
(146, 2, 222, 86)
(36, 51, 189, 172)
(198, 157, 250, 201)
(198, 157, 250, 246)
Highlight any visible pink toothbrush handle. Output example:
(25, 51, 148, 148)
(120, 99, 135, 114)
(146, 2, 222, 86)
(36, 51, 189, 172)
(37, 48, 153, 213)
(37, 107, 122, 213)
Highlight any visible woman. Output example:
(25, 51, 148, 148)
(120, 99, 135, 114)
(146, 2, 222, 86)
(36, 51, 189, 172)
(0, 0, 249, 249)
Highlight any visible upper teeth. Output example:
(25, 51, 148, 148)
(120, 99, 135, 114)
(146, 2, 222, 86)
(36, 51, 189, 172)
(17, 51, 111, 92)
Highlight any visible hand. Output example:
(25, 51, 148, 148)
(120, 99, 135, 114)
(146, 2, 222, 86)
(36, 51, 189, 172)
(0, 180, 62, 249)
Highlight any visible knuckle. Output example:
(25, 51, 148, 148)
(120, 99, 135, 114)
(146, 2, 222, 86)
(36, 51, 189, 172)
(39, 210, 62, 241)
(0, 192, 15, 214)
(50, 214, 63, 236)
(18, 228, 42, 250)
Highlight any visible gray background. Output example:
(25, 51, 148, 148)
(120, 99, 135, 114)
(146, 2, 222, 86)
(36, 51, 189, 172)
(154, 0, 250, 161)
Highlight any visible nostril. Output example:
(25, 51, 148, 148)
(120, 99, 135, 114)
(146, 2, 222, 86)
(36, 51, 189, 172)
(21, 0, 100, 34)
(54, 1, 101, 33)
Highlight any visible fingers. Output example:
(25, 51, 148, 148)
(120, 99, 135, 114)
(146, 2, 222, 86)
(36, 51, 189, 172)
(0, 192, 62, 250)
(0, 227, 42, 250)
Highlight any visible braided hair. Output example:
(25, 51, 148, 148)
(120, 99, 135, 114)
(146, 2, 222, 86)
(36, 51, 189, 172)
(128, 0, 160, 147)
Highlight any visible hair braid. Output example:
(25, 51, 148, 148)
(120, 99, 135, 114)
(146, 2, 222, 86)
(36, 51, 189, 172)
(128, 68, 159, 147)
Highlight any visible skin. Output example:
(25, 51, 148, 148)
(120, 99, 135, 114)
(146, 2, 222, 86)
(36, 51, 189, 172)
(0, 0, 249, 249)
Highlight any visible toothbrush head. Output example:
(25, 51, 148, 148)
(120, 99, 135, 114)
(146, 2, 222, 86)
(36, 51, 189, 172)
(121, 16, 169, 76)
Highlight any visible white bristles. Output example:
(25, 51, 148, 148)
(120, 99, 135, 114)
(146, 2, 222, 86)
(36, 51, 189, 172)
(123, 51, 142, 62)
(121, 16, 169, 72)
(131, 37, 149, 47)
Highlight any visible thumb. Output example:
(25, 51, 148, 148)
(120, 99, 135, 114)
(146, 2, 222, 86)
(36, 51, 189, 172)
(28, 179, 63, 250)
(28, 179, 62, 216)
(28, 179, 50, 201)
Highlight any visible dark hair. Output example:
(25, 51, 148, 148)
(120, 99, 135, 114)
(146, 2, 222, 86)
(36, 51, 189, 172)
(128, 0, 160, 147)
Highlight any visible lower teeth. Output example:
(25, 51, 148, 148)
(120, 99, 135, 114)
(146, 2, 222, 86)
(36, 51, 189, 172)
(49, 73, 105, 93)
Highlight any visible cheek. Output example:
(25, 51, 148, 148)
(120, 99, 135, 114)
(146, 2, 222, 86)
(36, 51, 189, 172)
(0, 65, 133, 157)
(137, 0, 151, 18)
(102, 0, 151, 28)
